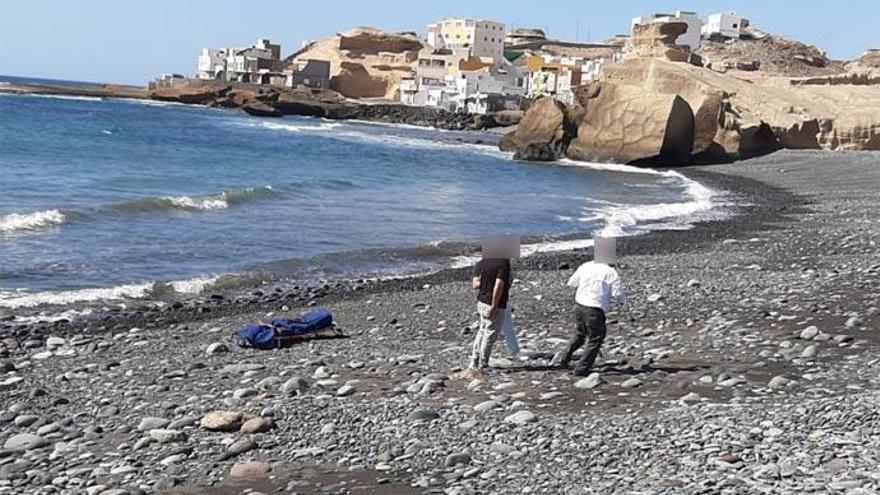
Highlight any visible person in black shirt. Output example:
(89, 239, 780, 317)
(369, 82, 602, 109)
(469, 258, 512, 369)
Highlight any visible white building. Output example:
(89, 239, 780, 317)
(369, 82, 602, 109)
(426, 18, 506, 63)
(450, 65, 526, 114)
(703, 12, 744, 39)
(195, 39, 282, 83)
(196, 48, 231, 79)
(632, 10, 703, 52)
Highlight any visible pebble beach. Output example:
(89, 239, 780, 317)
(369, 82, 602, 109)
(2, 150, 879, 494)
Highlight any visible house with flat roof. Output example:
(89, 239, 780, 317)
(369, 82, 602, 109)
(427, 18, 506, 64)
(703, 12, 745, 39)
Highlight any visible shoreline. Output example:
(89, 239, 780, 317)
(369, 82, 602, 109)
(0, 82, 518, 131)
(2, 150, 880, 494)
(0, 154, 770, 341)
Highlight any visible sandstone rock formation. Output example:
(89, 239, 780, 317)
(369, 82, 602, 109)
(499, 97, 578, 161)
(627, 21, 690, 62)
(507, 24, 880, 165)
(567, 86, 694, 163)
(286, 27, 425, 100)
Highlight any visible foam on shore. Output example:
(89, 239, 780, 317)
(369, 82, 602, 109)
(0, 276, 219, 309)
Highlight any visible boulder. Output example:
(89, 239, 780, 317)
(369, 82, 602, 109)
(242, 102, 283, 118)
(490, 110, 524, 127)
(502, 97, 578, 161)
(568, 84, 694, 164)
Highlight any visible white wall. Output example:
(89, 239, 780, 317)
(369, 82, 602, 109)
(705, 13, 743, 38)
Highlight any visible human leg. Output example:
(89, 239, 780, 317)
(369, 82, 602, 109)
(558, 305, 588, 367)
(574, 308, 606, 375)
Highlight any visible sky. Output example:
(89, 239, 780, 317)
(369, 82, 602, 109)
(1, 0, 878, 85)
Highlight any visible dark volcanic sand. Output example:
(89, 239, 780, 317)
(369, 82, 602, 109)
(1, 150, 879, 495)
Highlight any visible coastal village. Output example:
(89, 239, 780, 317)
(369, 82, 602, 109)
(134, 8, 879, 166)
(155, 11, 756, 115)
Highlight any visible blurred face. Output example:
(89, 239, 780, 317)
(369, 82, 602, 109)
(594, 236, 617, 264)
(482, 234, 520, 259)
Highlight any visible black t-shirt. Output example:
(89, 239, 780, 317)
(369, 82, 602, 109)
(473, 258, 511, 309)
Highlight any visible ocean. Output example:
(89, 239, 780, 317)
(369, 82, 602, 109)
(0, 80, 724, 310)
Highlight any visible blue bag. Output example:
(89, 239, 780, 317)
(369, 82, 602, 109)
(233, 309, 334, 349)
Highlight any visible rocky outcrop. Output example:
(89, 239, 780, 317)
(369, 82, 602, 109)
(150, 86, 227, 105)
(147, 81, 512, 130)
(242, 101, 282, 117)
(627, 21, 690, 62)
(285, 27, 424, 100)
(507, 55, 880, 164)
(697, 34, 844, 77)
(568, 86, 694, 163)
(499, 98, 578, 161)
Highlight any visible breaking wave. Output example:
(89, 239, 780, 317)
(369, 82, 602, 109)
(0, 187, 276, 235)
(556, 159, 725, 235)
(111, 186, 276, 213)
(0, 209, 66, 233)
(0, 276, 219, 309)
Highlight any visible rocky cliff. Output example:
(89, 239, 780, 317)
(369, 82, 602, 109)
(504, 24, 880, 165)
(285, 27, 424, 100)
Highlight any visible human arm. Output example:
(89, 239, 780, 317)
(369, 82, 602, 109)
(566, 266, 581, 288)
(490, 277, 505, 317)
(471, 261, 482, 292)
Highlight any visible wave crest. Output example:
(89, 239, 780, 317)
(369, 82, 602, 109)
(0, 209, 66, 233)
(113, 186, 275, 213)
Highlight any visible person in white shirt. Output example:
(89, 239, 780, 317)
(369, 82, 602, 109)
(557, 237, 626, 376)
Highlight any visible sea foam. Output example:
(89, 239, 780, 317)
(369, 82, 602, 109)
(0, 209, 66, 233)
(0, 276, 219, 309)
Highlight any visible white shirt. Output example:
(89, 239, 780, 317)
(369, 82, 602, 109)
(566, 261, 627, 313)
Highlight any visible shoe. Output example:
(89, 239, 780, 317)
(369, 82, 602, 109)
(571, 369, 590, 377)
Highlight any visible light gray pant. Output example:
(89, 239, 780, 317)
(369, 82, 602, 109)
(470, 302, 508, 368)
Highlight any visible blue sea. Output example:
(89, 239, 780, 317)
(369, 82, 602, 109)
(0, 77, 722, 310)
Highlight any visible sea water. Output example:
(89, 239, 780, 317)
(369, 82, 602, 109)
(0, 82, 724, 309)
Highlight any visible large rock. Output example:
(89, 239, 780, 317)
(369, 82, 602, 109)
(568, 84, 695, 164)
(501, 97, 578, 161)
(561, 57, 880, 163)
(286, 27, 425, 100)
(628, 21, 690, 62)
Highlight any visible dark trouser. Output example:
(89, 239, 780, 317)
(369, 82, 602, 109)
(561, 305, 606, 375)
